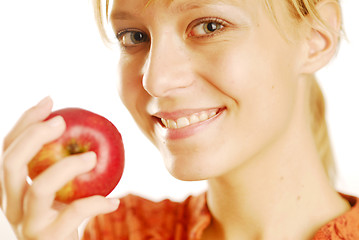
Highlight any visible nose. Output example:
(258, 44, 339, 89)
(142, 32, 194, 98)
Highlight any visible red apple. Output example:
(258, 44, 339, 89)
(28, 108, 125, 203)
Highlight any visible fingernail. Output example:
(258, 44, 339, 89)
(108, 198, 120, 208)
(37, 96, 52, 107)
(47, 115, 64, 127)
(82, 152, 97, 167)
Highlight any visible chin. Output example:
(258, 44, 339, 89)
(169, 168, 209, 182)
(161, 151, 229, 182)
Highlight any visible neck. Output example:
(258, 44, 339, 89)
(203, 78, 350, 240)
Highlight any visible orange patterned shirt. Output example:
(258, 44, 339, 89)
(82, 193, 359, 240)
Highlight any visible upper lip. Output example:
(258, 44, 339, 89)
(152, 107, 224, 120)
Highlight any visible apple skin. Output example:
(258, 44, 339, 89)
(28, 108, 125, 204)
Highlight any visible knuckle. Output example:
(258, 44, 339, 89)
(3, 135, 12, 152)
(22, 105, 43, 125)
(21, 123, 56, 149)
(89, 195, 104, 202)
(2, 152, 19, 173)
(28, 182, 48, 199)
(21, 225, 38, 240)
(25, 123, 47, 140)
(69, 200, 87, 216)
(24, 120, 63, 145)
(2, 106, 40, 152)
(36, 234, 55, 240)
(6, 211, 22, 226)
(22, 231, 46, 240)
(23, 105, 38, 117)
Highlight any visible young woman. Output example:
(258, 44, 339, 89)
(1, 0, 358, 239)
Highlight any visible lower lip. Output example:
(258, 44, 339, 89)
(160, 109, 225, 140)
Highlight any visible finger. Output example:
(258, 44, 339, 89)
(45, 196, 120, 240)
(2, 116, 66, 224)
(23, 152, 97, 229)
(2, 96, 53, 152)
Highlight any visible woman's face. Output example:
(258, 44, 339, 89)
(110, 0, 306, 180)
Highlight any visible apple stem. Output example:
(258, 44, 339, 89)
(66, 141, 87, 155)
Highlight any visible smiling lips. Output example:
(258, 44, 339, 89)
(159, 108, 221, 129)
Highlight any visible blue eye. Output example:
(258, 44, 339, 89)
(117, 30, 149, 47)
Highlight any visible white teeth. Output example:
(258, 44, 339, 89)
(161, 118, 168, 128)
(177, 117, 190, 128)
(189, 114, 200, 124)
(199, 112, 208, 121)
(209, 110, 216, 118)
(160, 109, 219, 129)
(168, 119, 177, 129)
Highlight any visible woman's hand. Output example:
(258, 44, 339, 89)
(0, 97, 120, 240)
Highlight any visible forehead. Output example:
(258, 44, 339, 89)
(109, 0, 296, 34)
(145, 0, 243, 7)
(109, 0, 264, 22)
(111, 0, 252, 13)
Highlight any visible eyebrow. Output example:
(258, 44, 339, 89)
(170, 1, 209, 14)
(169, 0, 240, 14)
(110, 0, 241, 20)
(110, 11, 134, 21)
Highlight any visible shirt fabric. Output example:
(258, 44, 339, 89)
(82, 193, 359, 240)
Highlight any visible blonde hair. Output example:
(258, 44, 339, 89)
(92, 0, 340, 181)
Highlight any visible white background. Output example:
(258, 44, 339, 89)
(0, 0, 358, 238)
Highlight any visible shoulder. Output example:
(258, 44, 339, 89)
(312, 194, 359, 240)
(82, 193, 210, 240)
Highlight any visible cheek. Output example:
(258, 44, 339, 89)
(117, 59, 156, 142)
(228, 49, 297, 133)
(195, 37, 298, 153)
(117, 60, 139, 113)
(204, 32, 299, 114)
